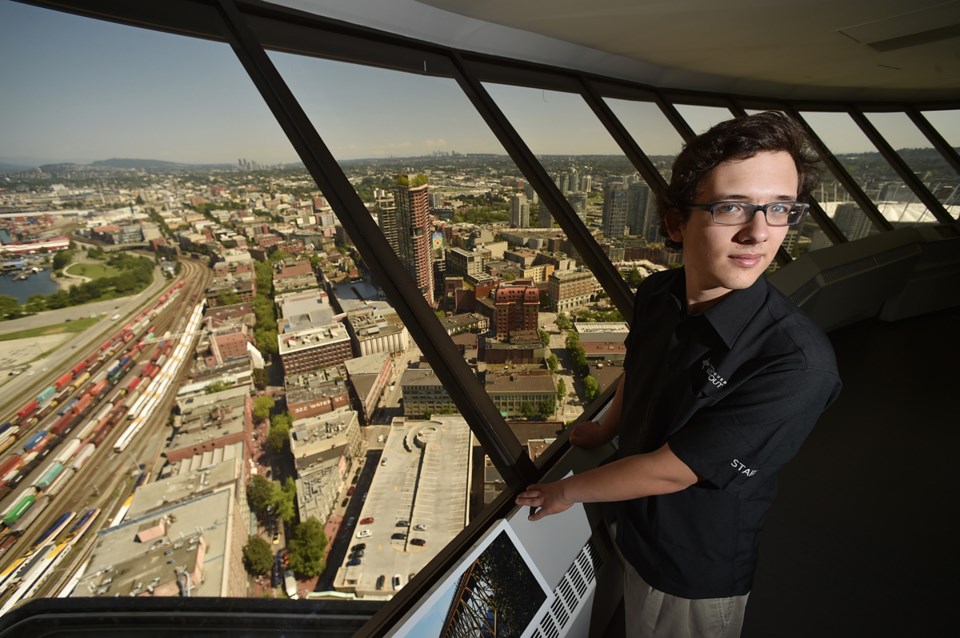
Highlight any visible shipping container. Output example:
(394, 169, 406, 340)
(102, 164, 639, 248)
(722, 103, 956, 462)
(33, 462, 64, 490)
(0, 455, 23, 484)
(54, 372, 74, 392)
(35, 386, 56, 405)
(30, 433, 53, 456)
(2, 493, 36, 528)
(56, 398, 79, 417)
(0, 533, 17, 558)
(88, 379, 109, 400)
(53, 439, 81, 465)
(15, 400, 40, 422)
(21, 431, 47, 453)
(72, 394, 93, 416)
(50, 414, 74, 438)
(0, 422, 11, 436)
(8, 495, 49, 535)
(0, 437, 15, 456)
(69, 371, 91, 391)
(70, 361, 89, 377)
(33, 510, 74, 546)
(125, 377, 142, 394)
(69, 444, 95, 470)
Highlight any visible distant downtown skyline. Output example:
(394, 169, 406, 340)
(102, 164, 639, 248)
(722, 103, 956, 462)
(2, 2, 957, 167)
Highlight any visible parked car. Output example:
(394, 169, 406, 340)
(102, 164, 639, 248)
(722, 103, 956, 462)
(395, 519, 409, 527)
(392, 574, 403, 591)
(347, 486, 355, 496)
(347, 558, 361, 567)
(360, 517, 374, 525)
(410, 538, 426, 547)
(376, 574, 385, 590)
(271, 562, 282, 587)
(413, 523, 427, 531)
(356, 529, 372, 539)
(391, 532, 407, 541)
(351, 543, 366, 552)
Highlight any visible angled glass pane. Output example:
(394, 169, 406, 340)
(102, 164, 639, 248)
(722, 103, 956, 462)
(802, 110, 936, 232)
(483, 82, 677, 291)
(270, 53, 589, 595)
(603, 98, 686, 181)
(743, 110, 834, 254)
(865, 112, 959, 217)
(674, 103, 735, 135)
(922, 109, 960, 147)
(0, 0, 301, 607)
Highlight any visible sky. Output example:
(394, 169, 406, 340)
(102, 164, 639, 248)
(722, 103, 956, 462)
(1, 1, 957, 168)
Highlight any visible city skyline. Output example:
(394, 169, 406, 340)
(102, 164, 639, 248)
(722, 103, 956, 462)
(3, 2, 957, 169)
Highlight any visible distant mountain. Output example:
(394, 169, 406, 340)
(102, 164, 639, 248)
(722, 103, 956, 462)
(0, 161, 36, 175)
(91, 158, 189, 170)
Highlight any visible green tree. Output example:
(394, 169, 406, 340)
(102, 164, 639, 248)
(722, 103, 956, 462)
(0, 295, 20, 319)
(271, 412, 292, 431)
(217, 290, 241, 306)
(546, 353, 559, 372)
(625, 268, 644, 287)
(243, 536, 274, 576)
(205, 380, 232, 394)
(52, 249, 73, 271)
(253, 396, 275, 422)
(254, 260, 273, 295)
(557, 378, 566, 401)
(287, 517, 328, 578)
(520, 402, 536, 420)
(247, 475, 276, 518)
(268, 420, 290, 453)
(538, 329, 550, 347)
(556, 312, 572, 330)
(252, 368, 269, 390)
(274, 477, 298, 523)
(583, 375, 600, 402)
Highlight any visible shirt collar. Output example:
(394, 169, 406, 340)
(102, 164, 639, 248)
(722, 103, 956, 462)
(699, 273, 769, 349)
(657, 267, 769, 349)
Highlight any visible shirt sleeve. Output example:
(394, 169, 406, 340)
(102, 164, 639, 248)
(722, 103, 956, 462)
(667, 367, 841, 495)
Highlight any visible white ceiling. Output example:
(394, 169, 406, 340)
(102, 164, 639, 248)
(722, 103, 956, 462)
(275, 0, 960, 102)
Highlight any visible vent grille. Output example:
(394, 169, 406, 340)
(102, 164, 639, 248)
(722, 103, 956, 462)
(874, 244, 919, 266)
(820, 256, 877, 284)
(534, 539, 603, 636)
(788, 278, 820, 307)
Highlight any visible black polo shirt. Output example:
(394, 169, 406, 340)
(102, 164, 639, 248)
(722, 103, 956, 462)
(614, 267, 841, 599)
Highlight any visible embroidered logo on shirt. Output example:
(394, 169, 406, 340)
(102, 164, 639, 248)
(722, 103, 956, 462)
(731, 459, 757, 477)
(701, 358, 727, 389)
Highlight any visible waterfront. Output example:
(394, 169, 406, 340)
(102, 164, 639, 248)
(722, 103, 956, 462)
(0, 269, 59, 302)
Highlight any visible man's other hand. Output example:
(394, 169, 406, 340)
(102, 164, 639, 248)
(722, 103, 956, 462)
(515, 482, 573, 521)
(568, 420, 608, 449)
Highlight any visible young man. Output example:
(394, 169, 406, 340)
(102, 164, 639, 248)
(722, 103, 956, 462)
(516, 112, 841, 637)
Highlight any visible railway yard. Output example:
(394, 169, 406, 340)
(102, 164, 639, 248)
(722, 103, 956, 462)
(0, 258, 211, 610)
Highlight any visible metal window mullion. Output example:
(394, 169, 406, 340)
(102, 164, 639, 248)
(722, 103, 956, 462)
(785, 107, 894, 234)
(578, 77, 668, 195)
(451, 52, 635, 320)
(760, 102, 850, 246)
(213, 0, 534, 485)
(849, 108, 953, 224)
(905, 109, 960, 179)
(654, 93, 697, 142)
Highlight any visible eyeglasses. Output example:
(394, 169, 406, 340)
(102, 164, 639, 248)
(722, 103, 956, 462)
(687, 201, 809, 226)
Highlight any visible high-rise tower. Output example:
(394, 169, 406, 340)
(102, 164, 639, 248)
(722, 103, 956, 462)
(386, 175, 435, 306)
(602, 182, 629, 238)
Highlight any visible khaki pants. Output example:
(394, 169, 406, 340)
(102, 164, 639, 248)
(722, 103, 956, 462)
(607, 529, 749, 638)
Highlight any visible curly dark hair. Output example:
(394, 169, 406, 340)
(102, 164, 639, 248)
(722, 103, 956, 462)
(657, 111, 820, 249)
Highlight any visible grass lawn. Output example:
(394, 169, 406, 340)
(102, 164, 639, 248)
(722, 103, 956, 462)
(64, 262, 122, 279)
(0, 316, 100, 342)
